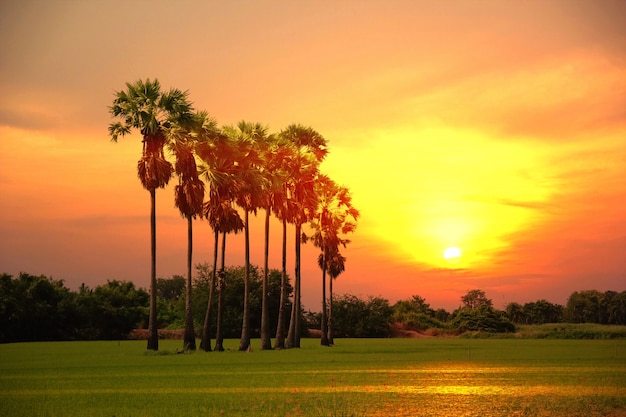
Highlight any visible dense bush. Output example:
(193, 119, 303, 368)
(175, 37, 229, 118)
(449, 305, 516, 333)
(80, 280, 149, 340)
(517, 323, 626, 339)
(505, 300, 564, 324)
(0, 273, 148, 342)
(332, 295, 394, 337)
(0, 267, 296, 343)
(0, 273, 73, 342)
(189, 265, 295, 338)
(399, 311, 448, 331)
(393, 295, 448, 331)
(566, 290, 626, 324)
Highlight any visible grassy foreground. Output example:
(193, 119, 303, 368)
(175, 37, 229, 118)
(1, 338, 625, 417)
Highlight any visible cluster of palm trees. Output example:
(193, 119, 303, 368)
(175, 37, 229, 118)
(108, 78, 358, 351)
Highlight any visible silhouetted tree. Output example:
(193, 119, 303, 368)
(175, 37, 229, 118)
(109, 78, 194, 350)
(450, 304, 515, 333)
(281, 124, 328, 348)
(505, 302, 526, 324)
(461, 289, 492, 310)
(566, 290, 604, 323)
(332, 294, 393, 338)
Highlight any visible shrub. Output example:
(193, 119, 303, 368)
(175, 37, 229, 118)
(449, 305, 516, 333)
(396, 311, 447, 331)
(332, 295, 393, 337)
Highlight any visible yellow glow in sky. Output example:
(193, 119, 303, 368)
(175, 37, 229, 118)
(324, 126, 553, 271)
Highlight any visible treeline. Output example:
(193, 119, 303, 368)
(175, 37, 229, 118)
(311, 289, 626, 337)
(389, 289, 626, 336)
(505, 290, 626, 325)
(0, 273, 148, 342)
(158, 264, 295, 339)
(3, 272, 625, 343)
(0, 269, 294, 344)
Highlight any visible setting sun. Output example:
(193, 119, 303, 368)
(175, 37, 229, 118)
(443, 246, 462, 260)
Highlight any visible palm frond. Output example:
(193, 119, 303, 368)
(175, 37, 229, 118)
(175, 177, 205, 217)
(108, 122, 131, 142)
(137, 154, 173, 190)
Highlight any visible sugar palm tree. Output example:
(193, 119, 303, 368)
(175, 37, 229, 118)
(211, 204, 244, 351)
(200, 202, 241, 352)
(169, 111, 220, 351)
(258, 133, 291, 350)
(108, 78, 193, 351)
(308, 175, 358, 346)
(281, 125, 328, 348)
(224, 121, 268, 351)
(196, 126, 241, 352)
(272, 143, 299, 349)
(172, 142, 203, 351)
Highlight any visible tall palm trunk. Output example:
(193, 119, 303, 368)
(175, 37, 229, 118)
(328, 275, 334, 345)
(320, 247, 329, 346)
(147, 188, 159, 351)
(274, 217, 288, 349)
(295, 222, 302, 347)
(215, 232, 227, 351)
(239, 209, 251, 351)
(260, 208, 272, 350)
(286, 222, 302, 348)
(200, 229, 219, 351)
(183, 215, 196, 351)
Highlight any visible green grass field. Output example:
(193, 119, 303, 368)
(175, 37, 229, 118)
(1, 338, 625, 417)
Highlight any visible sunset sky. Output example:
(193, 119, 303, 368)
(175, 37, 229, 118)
(1, 1, 625, 312)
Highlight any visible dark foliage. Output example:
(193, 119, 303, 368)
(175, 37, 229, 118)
(3, 273, 625, 343)
(393, 295, 447, 331)
(461, 289, 492, 310)
(449, 305, 516, 333)
(80, 280, 149, 339)
(158, 265, 297, 338)
(0, 273, 72, 342)
(566, 290, 626, 325)
(0, 273, 148, 342)
(331, 294, 394, 337)
(505, 300, 564, 324)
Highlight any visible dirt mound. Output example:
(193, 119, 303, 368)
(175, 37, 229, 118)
(390, 323, 434, 338)
(128, 329, 185, 340)
(307, 328, 322, 338)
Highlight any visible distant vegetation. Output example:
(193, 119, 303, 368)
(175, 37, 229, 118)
(0, 272, 148, 342)
(512, 323, 626, 339)
(0, 269, 294, 344)
(2, 272, 625, 343)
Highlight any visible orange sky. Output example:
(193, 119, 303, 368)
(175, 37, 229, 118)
(1, 1, 625, 311)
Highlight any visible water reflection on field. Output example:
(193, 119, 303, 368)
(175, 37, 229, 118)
(4, 365, 623, 416)
(328, 364, 626, 417)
